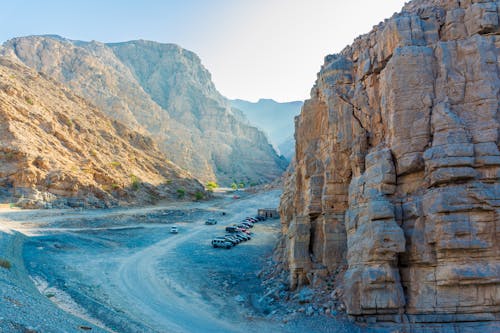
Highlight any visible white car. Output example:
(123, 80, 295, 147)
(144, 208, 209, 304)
(170, 226, 178, 234)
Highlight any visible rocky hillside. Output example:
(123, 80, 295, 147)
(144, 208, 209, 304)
(1, 37, 287, 185)
(230, 99, 303, 160)
(0, 56, 203, 208)
(278, 0, 500, 326)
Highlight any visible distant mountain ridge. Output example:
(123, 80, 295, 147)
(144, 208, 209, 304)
(1, 35, 287, 185)
(230, 98, 302, 161)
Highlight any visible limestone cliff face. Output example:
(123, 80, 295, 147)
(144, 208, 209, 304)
(0, 56, 204, 208)
(280, 0, 500, 323)
(1, 37, 287, 185)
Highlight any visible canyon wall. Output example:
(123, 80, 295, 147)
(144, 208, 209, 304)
(0, 56, 204, 208)
(1, 37, 287, 185)
(280, 0, 500, 324)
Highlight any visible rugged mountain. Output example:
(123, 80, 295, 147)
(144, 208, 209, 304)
(278, 0, 500, 327)
(1, 37, 287, 185)
(230, 99, 302, 160)
(0, 56, 203, 208)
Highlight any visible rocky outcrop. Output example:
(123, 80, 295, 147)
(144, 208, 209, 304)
(0, 56, 204, 208)
(279, 0, 500, 325)
(1, 37, 287, 185)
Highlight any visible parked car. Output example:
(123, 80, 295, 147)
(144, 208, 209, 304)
(205, 218, 218, 225)
(226, 226, 238, 233)
(170, 226, 178, 234)
(235, 233, 250, 241)
(212, 239, 232, 249)
(255, 216, 266, 221)
(236, 224, 249, 230)
(241, 222, 253, 228)
(223, 235, 241, 244)
(236, 227, 251, 235)
(214, 236, 239, 245)
(246, 217, 258, 223)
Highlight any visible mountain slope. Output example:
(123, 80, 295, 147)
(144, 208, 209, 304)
(0, 56, 203, 208)
(230, 99, 302, 160)
(2, 36, 287, 185)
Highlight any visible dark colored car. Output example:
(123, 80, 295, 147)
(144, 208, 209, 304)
(236, 233, 251, 241)
(226, 226, 238, 233)
(240, 222, 253, 228)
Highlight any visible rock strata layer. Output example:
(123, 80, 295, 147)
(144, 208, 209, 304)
(0, 56, 203, 208)
(279, 0, 500, 324)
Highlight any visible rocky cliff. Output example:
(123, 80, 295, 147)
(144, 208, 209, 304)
(279, 0, 500, 325)
(0, 56, 203, 208)
(1, 37, 287, 185)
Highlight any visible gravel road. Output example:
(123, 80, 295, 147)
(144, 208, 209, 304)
(2, 190, 289, 332)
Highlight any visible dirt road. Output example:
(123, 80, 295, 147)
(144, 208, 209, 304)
(3, 190, 287, 332)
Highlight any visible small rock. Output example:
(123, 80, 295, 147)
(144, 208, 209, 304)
(234, 295, 245, 303)
(297, 287, 314, 304)
(305, 305, 315, 316)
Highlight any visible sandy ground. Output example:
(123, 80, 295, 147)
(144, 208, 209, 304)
(1, 190, 326, 333)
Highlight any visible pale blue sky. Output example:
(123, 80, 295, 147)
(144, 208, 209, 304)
(1, 0, 407, 101)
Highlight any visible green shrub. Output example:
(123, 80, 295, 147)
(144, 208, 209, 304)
(238, 182, 245, 188)
(231, 183, 238, 190)
(110, 161, 121, 168)
(195, 191, 204, 200)
(25, 96, 34, 105)
(0, 259, 11, 269)
(205, 181, 218, 190)
(177, 188, 185, 198)
(130, 174, 140, 190)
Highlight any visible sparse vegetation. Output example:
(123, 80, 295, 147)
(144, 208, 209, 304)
(3, 151, 15, 160)
(25, 96, 34, 105)
(0, 259, 12, 270)
(205, 181, 218, 191)
(111, 183, 120, 189)
(195, 191, 204, 200)
(177, 188, 186, 198)
(130, 174, 140, 190)
(110, 161, 121, 168)
(89, 149, 97, 157)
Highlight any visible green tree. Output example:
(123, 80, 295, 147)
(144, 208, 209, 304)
(205, 181, 218, 191)
(231, 183, 238, 190)
(195, 191, 204, 200)
(177, 188, 186, 198)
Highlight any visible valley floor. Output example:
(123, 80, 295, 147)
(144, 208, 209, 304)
(0, 190, 356, 333)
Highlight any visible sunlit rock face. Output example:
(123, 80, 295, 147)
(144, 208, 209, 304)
(1, 37, 287, 185)
(0, 57, 204, 208)
(279, 0, 500, 323)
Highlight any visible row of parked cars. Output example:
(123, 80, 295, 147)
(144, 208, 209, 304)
(210, 215, 266, 249)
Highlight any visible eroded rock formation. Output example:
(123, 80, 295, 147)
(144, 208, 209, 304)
(0, 56, 204, 208)
(1, 37, 287, 185)
(279, 0, 500, 324)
